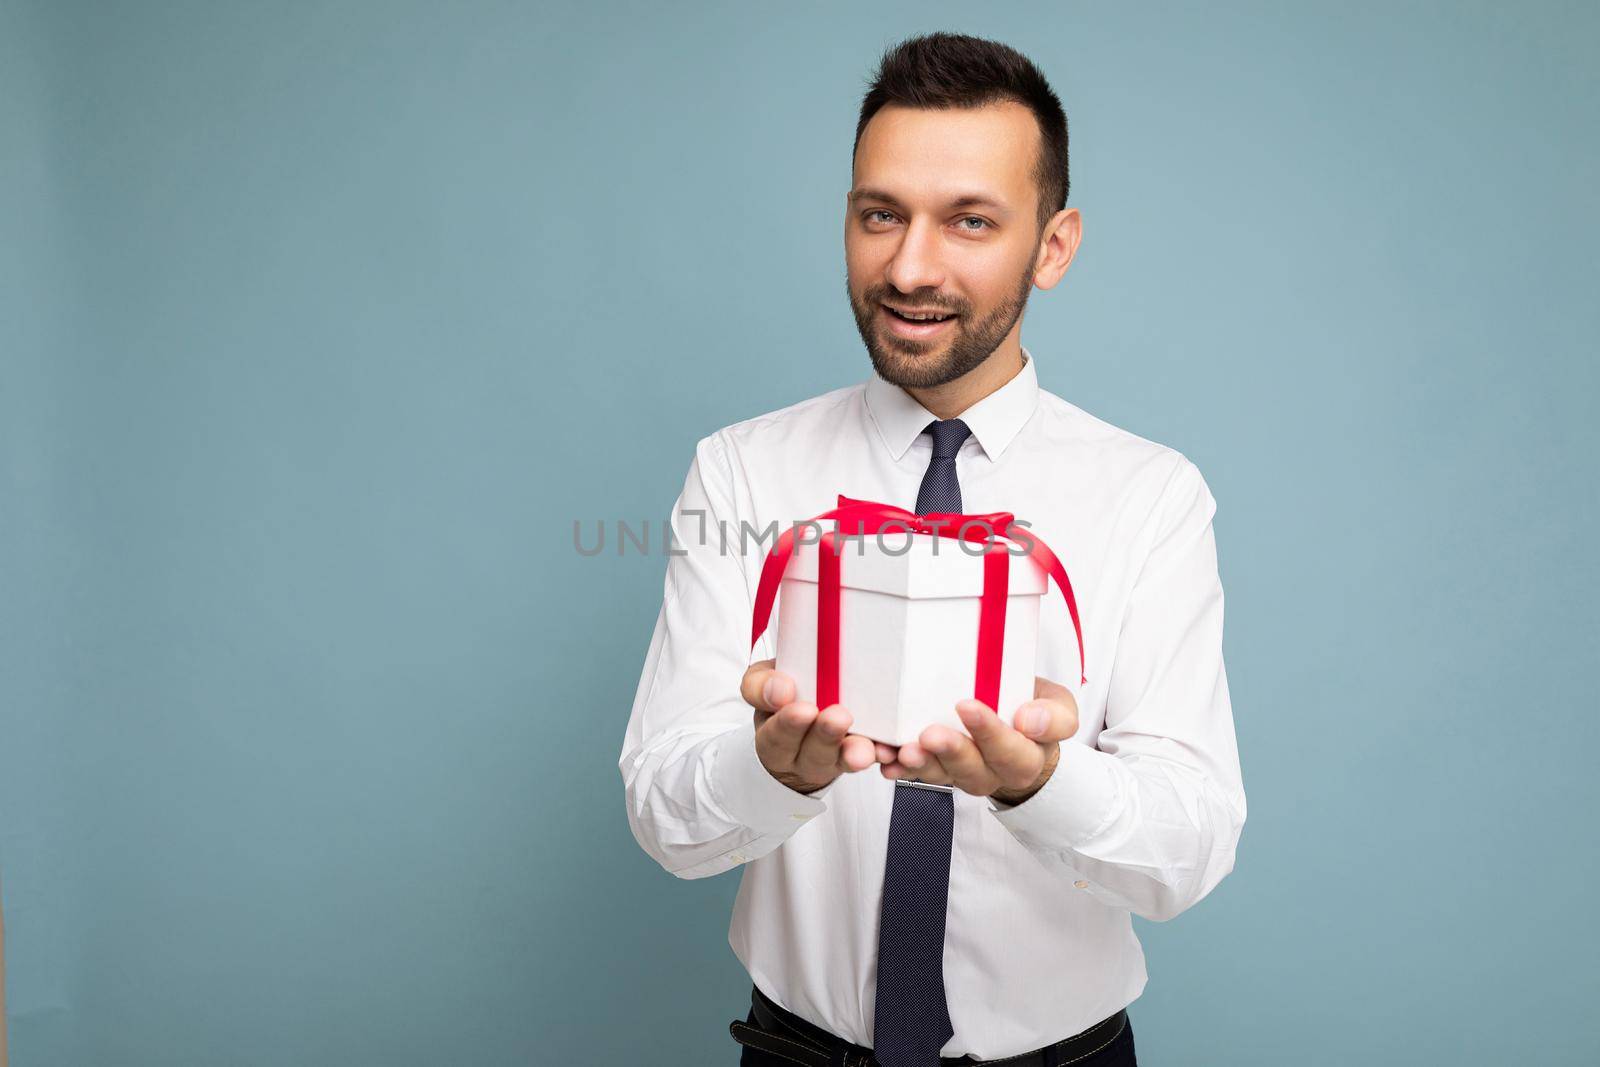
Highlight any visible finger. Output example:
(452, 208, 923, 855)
(1030, 677, 1080, 734)
(838, 734, 877, 773)
(886, 741, 952, 784)
(741, 659, 798, 713)
(882, 759, 951, 784)
(795, 704, 852, 779)
(755, 700, 819, 769)
(956, 699, 1045, 788)
(1011, 694, 1079, 745)
(895, 740, 930, 772)
(921, 722, 1000, 795)
(740, 659, 775, 708)
(873, 741, 898, 764)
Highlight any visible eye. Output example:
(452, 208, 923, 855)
(865, 209, 897, 225)
(958, 216, 990, 231)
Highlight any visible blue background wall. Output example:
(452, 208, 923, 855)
(3, 2, 1596, 1063)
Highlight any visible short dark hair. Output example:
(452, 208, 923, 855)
(853, 32, 1069, 231)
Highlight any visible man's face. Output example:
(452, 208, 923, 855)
(845, 101, 1046, 389)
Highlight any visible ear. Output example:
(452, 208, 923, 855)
(1032, 208, 1082, 290)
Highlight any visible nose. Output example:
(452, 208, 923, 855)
(884, 215, 946, 295)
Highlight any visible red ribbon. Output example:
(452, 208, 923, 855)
(749, 496, 1087, 713)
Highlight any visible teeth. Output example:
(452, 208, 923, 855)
(892, 308, 951, 322)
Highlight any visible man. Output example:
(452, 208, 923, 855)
(620, 31, 1245, 1067)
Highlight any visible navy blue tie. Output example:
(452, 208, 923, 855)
(873, 418, 971, 1067)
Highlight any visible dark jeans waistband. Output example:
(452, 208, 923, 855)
(732, 983, 1129, 1067)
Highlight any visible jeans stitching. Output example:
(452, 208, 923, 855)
(757, 993, 837, 1049)
(733, 1019, 830, 1065)
(1054, 1015, 1127, 1067)
(749, 990, 1124, 1067)
(755, 990, 869, 1061)
(956, 1011, 1121, 1067)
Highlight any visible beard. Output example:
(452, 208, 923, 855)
(847, 259, 1035, 390)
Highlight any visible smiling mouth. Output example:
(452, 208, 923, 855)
(882, 303, 959, 324)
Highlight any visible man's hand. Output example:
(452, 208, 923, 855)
(884, 677, 1080, 805)
(741, 659, 898, 795)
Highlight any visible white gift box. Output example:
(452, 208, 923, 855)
(773, 529, 1048, 746)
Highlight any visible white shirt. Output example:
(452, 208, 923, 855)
(619, 347, 1247, 1059)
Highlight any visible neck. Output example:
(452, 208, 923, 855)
(906, 340, 1025, 420)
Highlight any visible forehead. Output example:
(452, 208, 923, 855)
(852, 101, 1040, 209)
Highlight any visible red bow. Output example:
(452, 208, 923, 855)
(750, 496, 1087, 712)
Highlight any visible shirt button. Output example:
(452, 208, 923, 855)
(731, 852, 747, 862)
(1074, 880, 1090, 889)
(791, 813, 811, 820)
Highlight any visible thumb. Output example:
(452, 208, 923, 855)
(742, 659, 797, 712)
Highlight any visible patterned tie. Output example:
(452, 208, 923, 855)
(873, 417, 971, 1067)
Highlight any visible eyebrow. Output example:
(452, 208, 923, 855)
(849, 187, 1011, 214)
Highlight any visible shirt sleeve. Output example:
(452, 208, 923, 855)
(986, 456, 1247, 922)
(619, 431, 838, 880)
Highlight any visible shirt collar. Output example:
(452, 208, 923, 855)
(864, 346, 1040, 462)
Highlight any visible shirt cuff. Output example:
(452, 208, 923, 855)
(986, 738, 1120, 849)
(706, 719, 830, 836)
